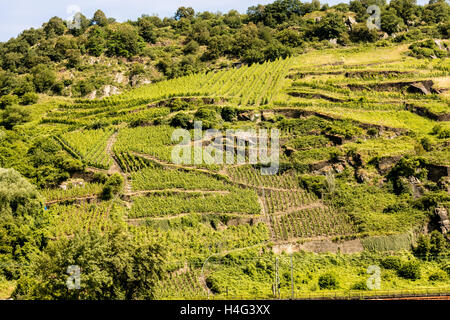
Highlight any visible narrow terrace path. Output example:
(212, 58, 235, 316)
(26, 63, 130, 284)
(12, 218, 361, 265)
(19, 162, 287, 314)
(106, 131, 132, 194)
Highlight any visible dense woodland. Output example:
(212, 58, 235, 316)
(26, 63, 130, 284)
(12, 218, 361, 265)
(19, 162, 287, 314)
(0, 0, 448, 101)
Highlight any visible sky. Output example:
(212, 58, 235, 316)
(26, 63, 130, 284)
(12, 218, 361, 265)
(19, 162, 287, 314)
(0, 0, 431, 42)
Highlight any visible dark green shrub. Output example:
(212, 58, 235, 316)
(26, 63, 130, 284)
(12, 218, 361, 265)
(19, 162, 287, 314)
(0, 94, 19, 109)
(221, 106, 237, 122)
(350, 280, 369, 290)
(1, 105, 32, 129)
(397, 260, 421, 280)
(101, 173, 124, 200)
(20, 92, 38, 105)
(168, 99, 189, 112)
(205, 275, 221, 294)
(92, 172, 108, 184)
(318, 272, 338, 289)
(381, 256, 402, 270)
(420, 137, 433, 151)
(428, 270, 447, 282)
(170, 112, 192, 129)
(100, 184, 114, 200)
(299, 175, 326, 198)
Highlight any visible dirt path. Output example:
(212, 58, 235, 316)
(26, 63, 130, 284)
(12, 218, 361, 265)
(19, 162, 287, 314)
(258, 190, 275, 240)
(105, 131, 133, 195)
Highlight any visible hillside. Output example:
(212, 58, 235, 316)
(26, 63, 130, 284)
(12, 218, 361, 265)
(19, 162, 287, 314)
(0, 0, 450, 300)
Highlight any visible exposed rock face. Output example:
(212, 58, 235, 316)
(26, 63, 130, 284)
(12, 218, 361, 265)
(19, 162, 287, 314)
(102, 85, 120, 97)
(377, 155, 402, 175)
(261, 111, 276, 122)
(426, 164, 450, 183)
(288, 91, 347, 102)
(345, 16, 357, 30)
(408, 176, 425, 199)
(355, 169, 369, 183)
(114, 73, 128, 84)
(86, 90, 97, 100)
(435, 207, 450, 234)
(333, 163, 345, 174)
(238, 111, 260, 122)
(434, 39, 448, 51)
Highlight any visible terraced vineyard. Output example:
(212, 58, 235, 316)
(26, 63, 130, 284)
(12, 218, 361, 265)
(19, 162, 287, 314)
(48, 202, 119, 237)
(8, 41, 449, 300)
(154, 268, 207, 299)
(270, 207, 356, 240)
(58, 128, 114, 169)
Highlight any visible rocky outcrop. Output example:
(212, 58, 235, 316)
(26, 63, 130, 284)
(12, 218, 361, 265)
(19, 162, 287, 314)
(261, 111, 276, 122)
(435, 207, 450, 234)
(408, 176, 426, 199)
(238, 111, 260, 122)
(345, 16, 357, 31)
(426, 164, 450, 183)
(376, 155, 403, 175)
(102, 85, 120, 97)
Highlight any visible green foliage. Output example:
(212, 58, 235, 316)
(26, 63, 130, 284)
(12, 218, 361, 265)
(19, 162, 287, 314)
(397, 260, 421, 280)
(194, 107, 221, 129)
(409, 39, 449, 59)
(26, 137, 85, 188)
(101, 173, 124, 200)
(387, 156, 428, 194)
(0, 168, 48, 279)
(85, 27, 107, 57)
(19, 92, 38, 105)
(298, 175, 326, 198)
(350, 280, 369, 290)
(318, 272, 339, 289)
(205, 275, 221, 294)
(413, 231, 448, 260)
(92, 10, 109, 27)
(381, 256, 403, 270)
(221, 106, 237, 122)
(43, 17, 66, 38)
(92, 172, 108, 184)
(350, 24, 379, 43)
(31, 64, 56, 93)
(413, 192, 450, 211)
(170, 112, 193, 129)
(1, 106, 31, 129)
(0, 94, 19, 109)
(12, 228, 166, 299)
(106, 24, 145, 58)
(428, 270, 448, 282)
